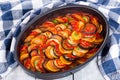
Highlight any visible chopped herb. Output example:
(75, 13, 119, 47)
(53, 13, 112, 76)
(77, 46, 80, 50)
(68, 17, 72, 21)
(64, 23, 69, 27)
(52, 19, 58, 24)
(83, 16, 87, 22)
(35, 60, 38, 65)
(74, 32, 78, 36)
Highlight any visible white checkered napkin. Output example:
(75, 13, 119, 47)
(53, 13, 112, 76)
(0, 0, 120, 80)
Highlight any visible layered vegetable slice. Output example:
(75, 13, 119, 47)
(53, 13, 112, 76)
(20, 11, 104, 73)
(44, 60, 60, 72)
(79, 40, 95, 49)
(72, 46, 88, 57)
(45, 46, 58, 59)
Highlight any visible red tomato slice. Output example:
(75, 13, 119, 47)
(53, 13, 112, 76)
(30, 31, 39, 36)
(24, 58, 31, 69)
(30, 50, 38, 57)
(79, 40, 94, 49)
(20, 45, 28, 52)
(63, 40, 74, 50)
(42, 21, 55, 27)
(84, 23, 97, 34)
(82, 33, 95, 38)
(70, 21, 80, 32)
(71, 13, 84, 22)
(62, 17, 68, 22)
(54, 45, 63, 56)
(54, 59, 66, 68)
(37, 58, 46, 73)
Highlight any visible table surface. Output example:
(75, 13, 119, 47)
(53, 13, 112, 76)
(1, 57, 105, 80)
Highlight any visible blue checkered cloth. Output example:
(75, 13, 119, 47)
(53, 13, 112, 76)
(0, 0, 120, 79)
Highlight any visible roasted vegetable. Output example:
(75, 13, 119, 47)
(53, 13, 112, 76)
(64, 53, 78, 61)
(79, 40, 95, 49)
(83, 23, 97, 34)
(60, 56, 72, 65)
(62, 39, 74, 50)
(34, 57, 45, 73)
(41, 31, 53, 38)
(83, 15, 90, 23)
(71, 13, 84, 22)
(31, 56, 40, 67)
(54, 59, 66, 68)
(97, 24, 103, 33)
(58, 44, 72, 54)
(28, 44, 38, 52)
(20, 53, 29, 62)
(71, 31, 81, 40)
(44, 60, 60, 72)
(94, 33, 104, 44)
(45, 46, 58, 59)
(30, 50, 38, 57)
(31, 35, 47, 45)
(70, 21, 84, 32)
(67, 36, 79, 46)
(24, 35, 34, 42)
(24, 58, 31, 69)
(55, 16, 68, 23)
(91, 17, 99, 27)
(72, 46, 88, 57)
(55, 24, 66, 30)
(42, 21, 55, 27)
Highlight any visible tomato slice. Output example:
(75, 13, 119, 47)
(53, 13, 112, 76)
(30, 31, 39, 36)
(83, 23, 97, 34)
(30, 50, 38, 57)
(62, 17, 68, 22)
(54, 59, 66, 68)
(62, 40, 74, 50)
(70, 21, 80, 32)
(82, 33, 95, 38)
(55, 16, 68, 23)
(54, 45, 63, 56)
(24, 58, 31, 69)
(36, 58, 46, 73)
(71, 13, 84, 22)
(20, 45, 28, 52)
(42, 21, 55, 27)
(79, 40, 94, 49)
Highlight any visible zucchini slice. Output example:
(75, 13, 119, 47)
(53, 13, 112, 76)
(45, 60, 60, 72)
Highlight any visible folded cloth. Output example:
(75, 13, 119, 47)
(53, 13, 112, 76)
(0, 0, 120, 80)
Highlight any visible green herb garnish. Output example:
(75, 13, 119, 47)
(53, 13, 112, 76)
(64, 23, 69, 27)
(52, 19, 58, 24)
